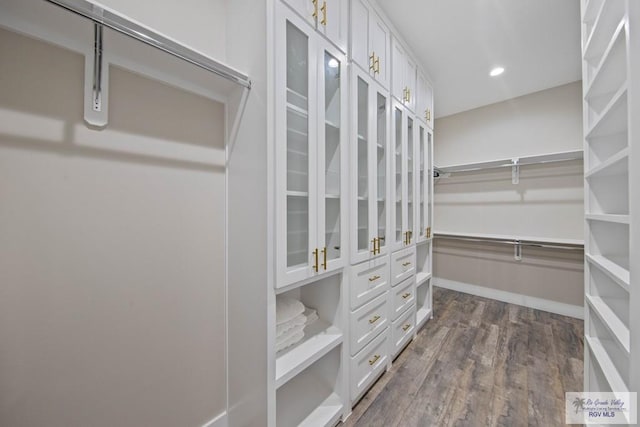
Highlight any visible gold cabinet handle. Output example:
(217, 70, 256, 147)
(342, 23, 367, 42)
(402, 324, 411, 331)
(408, 88, 411, 102)
(426, 109, 431, 122)
(312, 0, 318, 18)
(403, 231, 407, 245)
(402, 261, 411, 267)
(370, 51, 376, 71)
(369, 315, 381, 324)
(374, 55, 380, 74)
(371, 238, 377, 254)
(368, 275, 381, 282)
(313, 248, 319, 272)
(408, 230, 412, 244)
(402, 292, 411, 299)
(426, 227, 431, 238)
(320, 1, 327, 26)
(368, 354, 381, 366)
(375, 236, 381, 254)
(321, 246, 327, 270)
(402, 87, 407, 102)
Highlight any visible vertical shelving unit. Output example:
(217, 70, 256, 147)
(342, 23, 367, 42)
(581, 0, 638, 407)
(415, 127, 433, 330)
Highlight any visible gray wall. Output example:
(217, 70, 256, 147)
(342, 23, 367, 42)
(433, 82, 584, 309)
(0, 29, 226, 427)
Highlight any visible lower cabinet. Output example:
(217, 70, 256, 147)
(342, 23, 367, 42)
(349, 328, 389, 402)
(391, 303, 416, 358)
(350, 292, 389, 356)
(391, 276, 415, 320)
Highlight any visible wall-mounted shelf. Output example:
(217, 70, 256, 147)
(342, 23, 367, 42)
(435, 150, 583, 175)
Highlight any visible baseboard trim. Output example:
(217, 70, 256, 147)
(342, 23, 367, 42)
(434, 277, 584, 320)
(202, 412, 227, 427)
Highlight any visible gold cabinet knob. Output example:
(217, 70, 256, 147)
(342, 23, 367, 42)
(402, 324, 411, 331)
(369, 315, 381, 324)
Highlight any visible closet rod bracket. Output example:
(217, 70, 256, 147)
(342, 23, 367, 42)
(511, 158, 520, 184)
(84, 14, 109, 127)
(514, 239, 522, 261)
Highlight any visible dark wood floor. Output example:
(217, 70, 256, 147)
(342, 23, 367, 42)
(342, 288, 584, 427)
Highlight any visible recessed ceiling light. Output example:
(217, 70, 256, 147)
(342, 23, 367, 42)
(490, 66, 505, 77)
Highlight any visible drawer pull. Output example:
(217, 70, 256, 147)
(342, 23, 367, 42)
(402, 292, 411, 299)
(368, 354, 381, 366)
(368, 274, 381, 282)
(369, 315, 381, 324)
(402, 261, 412, 267)
(402, 324, 411, 331)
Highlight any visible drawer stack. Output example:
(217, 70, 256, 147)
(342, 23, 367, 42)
(389, 246, 417, 358)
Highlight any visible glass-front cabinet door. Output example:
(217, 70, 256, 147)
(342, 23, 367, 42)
(416, 122, 431, 243)
(350, 70, 389, 264)
(276, 6, 346, 287)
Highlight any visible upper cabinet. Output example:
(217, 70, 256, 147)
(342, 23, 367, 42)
(282, 0, 348, 53)
(391, 37, 417, 112)
(275, 5, 348, 287)
(416, 72, 434, 129)
(351, 0, 391, 90)
(350, 68, 390, 264)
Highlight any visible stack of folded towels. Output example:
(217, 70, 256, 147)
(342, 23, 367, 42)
(276, 295, 319, 353)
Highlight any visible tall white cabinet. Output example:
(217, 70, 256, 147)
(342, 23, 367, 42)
(580, 0, 639, 413)
(270, 0, 434, 425)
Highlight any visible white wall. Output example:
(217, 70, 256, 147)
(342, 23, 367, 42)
(0, 29, 227, 427)
(435, 81, 583, 166)
(432, 82, 585, 310)
(95, 0, 227, 61)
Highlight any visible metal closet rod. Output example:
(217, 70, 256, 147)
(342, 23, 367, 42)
(45, 0, 251, 89)
(434, 233, 584, 251)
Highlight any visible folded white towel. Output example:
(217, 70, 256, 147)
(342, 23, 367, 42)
(304, 307, 319, 326)
(276, 329, 305, 352)
(276, 313, 307, 338)
(277, 323, 305, 344)
(276, 296, 305, 325)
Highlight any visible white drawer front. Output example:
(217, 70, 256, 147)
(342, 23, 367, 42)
(392, 277, 415, 320)
(391, 247, 416, 286)
(350, 328, 389, 402)
(391, 305, 415, 357)
(350, 257, 390, 310)
(350, 292, 389, 356)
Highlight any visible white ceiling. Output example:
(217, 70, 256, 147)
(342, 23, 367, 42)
(376, 0, 582, 118)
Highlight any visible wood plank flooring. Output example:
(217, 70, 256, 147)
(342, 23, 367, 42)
(341, 288, 584, 427)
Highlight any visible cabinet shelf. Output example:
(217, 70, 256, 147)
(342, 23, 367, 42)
(586, 85, 627, 139)
(275, 320, 343, 389)
(585, 21, 626, 104)
(582, 0, 604, 25)
(585, 147, 628, 178)
(585, 335, 629, 393)
(297, 393, 343, 427)
(586, 214, 630, 224)
(287, 87, 309, 102)
(288, 191, 310, 197)
(586, 253, 630, 291)
(416, 306, 432, 329)
(586, 294, 629, 353)
(416, 272, 432, 288)
(583, 0, 624, 64)
(325, 119, 340, 130)
(287, 102, 309, 118)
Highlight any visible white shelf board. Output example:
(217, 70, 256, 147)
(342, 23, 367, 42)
(585, 335, 629, 393)
(586, 294, 630, 353)
(298, 393, 343, 427)
(585, 18, 626, 95)
(433, 230, 584, 247)
(583, 0, 624, 63)
(585, 147, 629, 178)
(585, 85, 627, 139)
(416, 272, 432, 288)
(275, 320, 343, 389)
(435, 150, 583, 174)
(416, 306, 432, 329)
(586, 214, 630, 224)
(582, 0, 604, 25)
(586, 254, 630, 291)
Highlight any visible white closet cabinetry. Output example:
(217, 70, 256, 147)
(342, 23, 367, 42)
(581, 0, 639, 407)
(282, 0, 348, 52)
(415, 121, 433, 330)
(391, 38, 417, 112)
(351, 0, 391, 90)
(390, 101, 416, 253)
(276, 5, 348, 288)
(416, 72, 434, 129)
(350, 68, 391, 264)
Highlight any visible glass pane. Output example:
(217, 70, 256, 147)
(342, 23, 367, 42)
(357, 77, 369, 252)
(286, 21, 309, 268)
(427, 132, 433, 230)
(376, 92, 387, 250)
(419, 126, 425, 237)
(394, 107, 402, 244)
(324, 51, 341, 261)
(407, 117, 414, 237)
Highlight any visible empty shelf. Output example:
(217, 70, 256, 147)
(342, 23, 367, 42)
(585, 148, 628, 178)
(586, 295, 630, 353)
(416, 306, 432, 329)
(586, 214, 630, 224)
(416, 272, 432, 288)
(585, 335, 629, 393)
(586, 254, 630, 291)
(297, 393, 343, 427)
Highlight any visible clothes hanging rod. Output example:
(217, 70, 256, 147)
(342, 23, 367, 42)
(44, 0, 251, 90)
(435, 150, 583, 175)
(434, 233, 584, 251)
